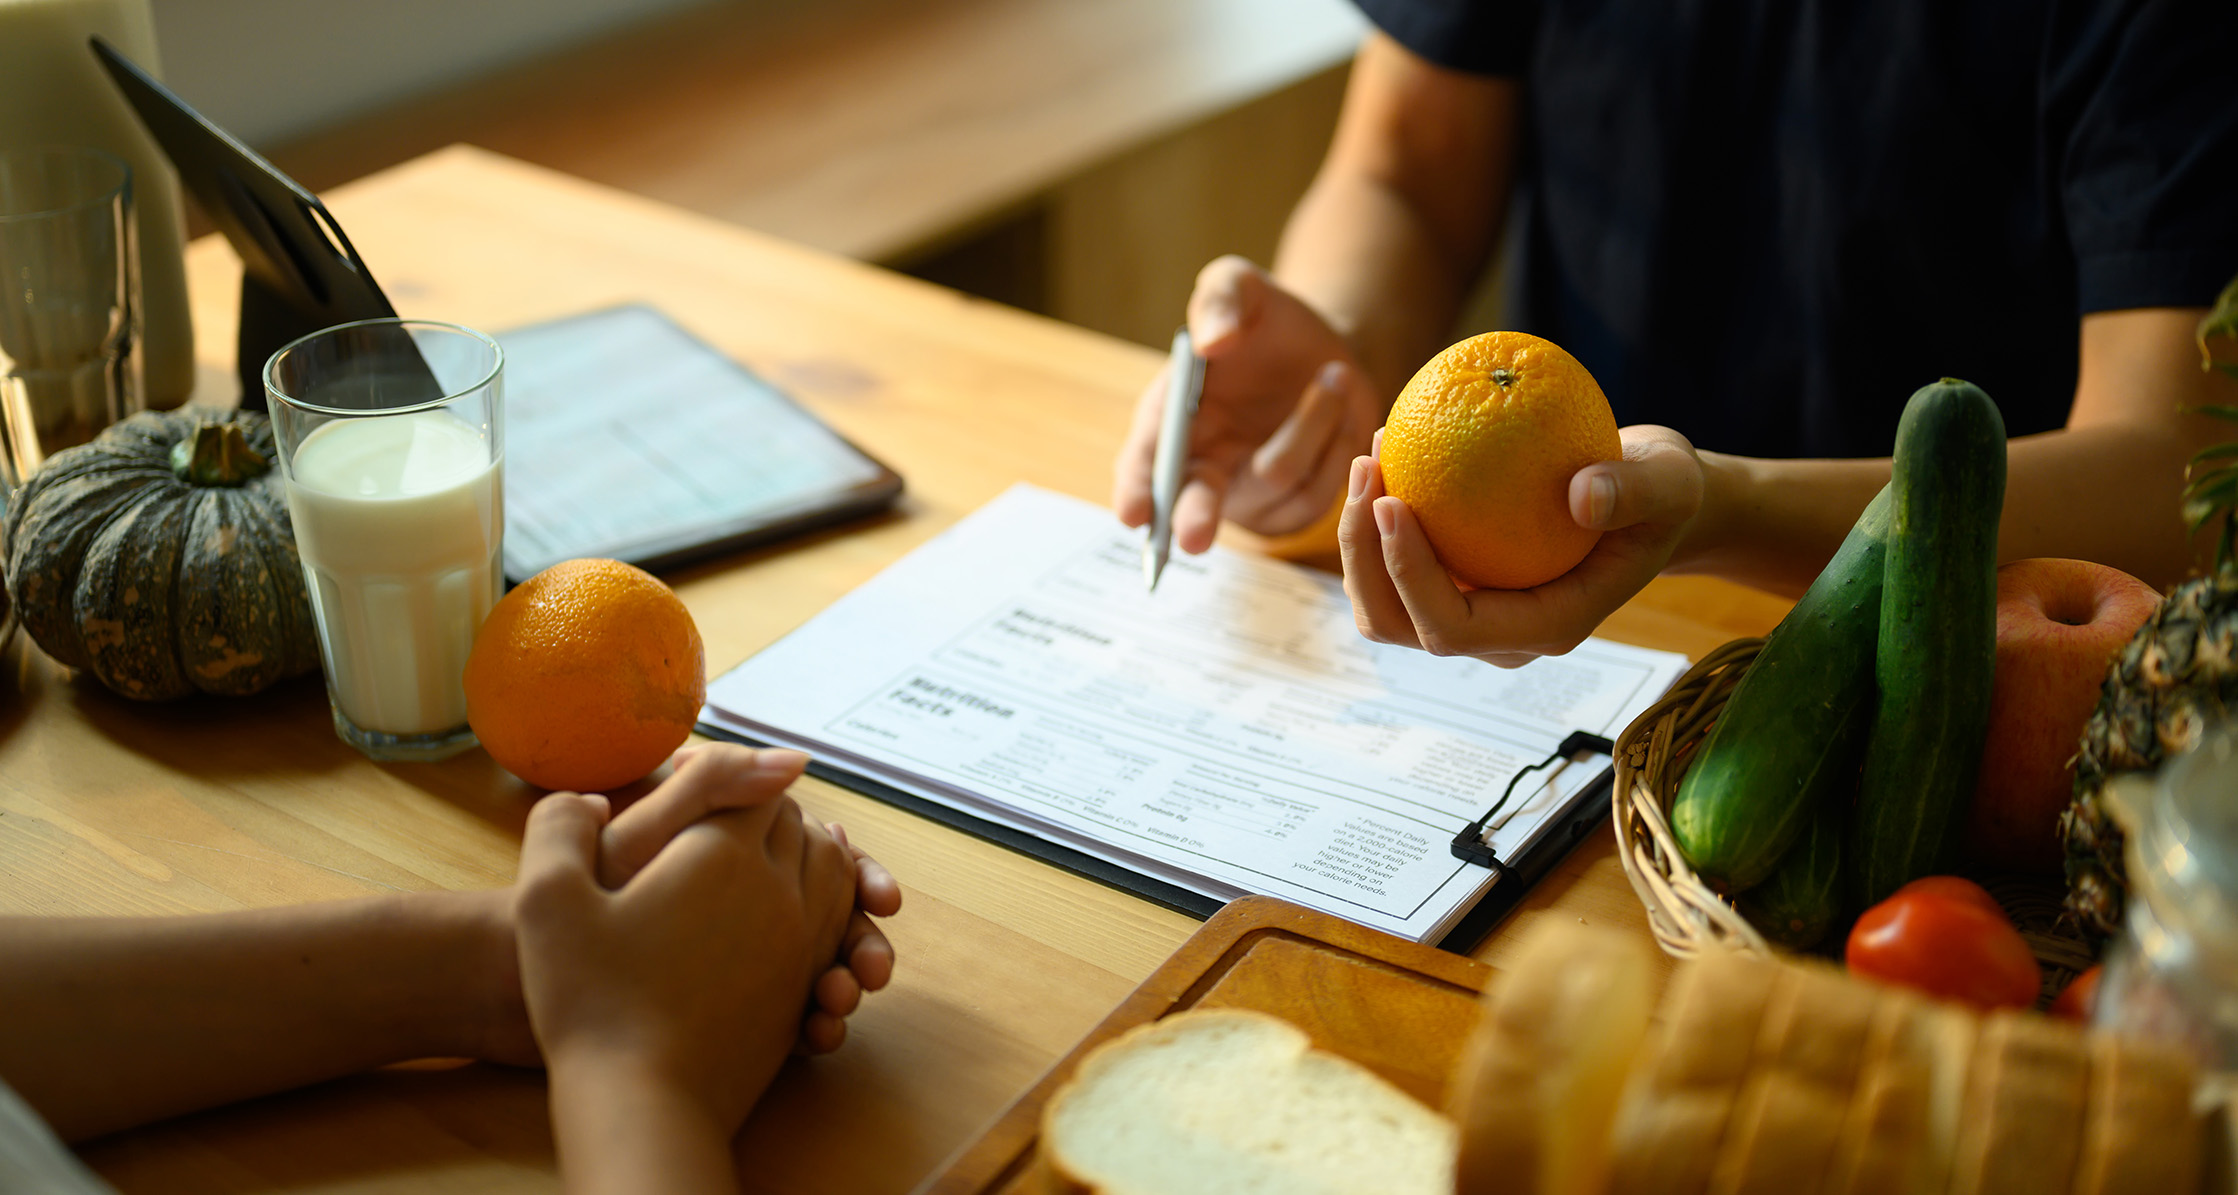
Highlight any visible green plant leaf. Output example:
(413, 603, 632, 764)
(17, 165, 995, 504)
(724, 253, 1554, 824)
(2188, 404, 2238, 424)
(2202, 274, 2238, 374)
(2184, 472, 2238, 503)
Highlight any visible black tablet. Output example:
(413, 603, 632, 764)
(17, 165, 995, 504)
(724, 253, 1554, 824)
(496, 304, 903, 582)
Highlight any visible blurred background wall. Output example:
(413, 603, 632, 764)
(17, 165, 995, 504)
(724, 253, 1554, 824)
(148, 0, 724, 149)
(142, 0, 1378, 349)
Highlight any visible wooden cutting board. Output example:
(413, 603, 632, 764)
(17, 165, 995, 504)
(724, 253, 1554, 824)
(915, 895, 1495, 1195)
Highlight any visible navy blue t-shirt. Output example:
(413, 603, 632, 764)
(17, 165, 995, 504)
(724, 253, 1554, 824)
(1353, 0, 2238, 458)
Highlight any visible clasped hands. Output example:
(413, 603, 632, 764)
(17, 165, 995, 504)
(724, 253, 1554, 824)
(1114, 256, 1711, 666)
(479, 743, 900, 1134)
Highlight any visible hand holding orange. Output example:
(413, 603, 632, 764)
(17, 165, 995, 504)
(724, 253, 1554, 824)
(1379, 331, 1621, 590)
(464, 558, 706, 792)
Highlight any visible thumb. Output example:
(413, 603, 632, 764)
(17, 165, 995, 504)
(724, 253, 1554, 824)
(518, 791, 610, 898)
(600, 747, 809, 888)
(1186, 255, 1269, 352)
(1569, 428, 1704, 531)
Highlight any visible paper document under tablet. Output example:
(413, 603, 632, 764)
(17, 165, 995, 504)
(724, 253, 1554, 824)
(702, 485, 1688, 941)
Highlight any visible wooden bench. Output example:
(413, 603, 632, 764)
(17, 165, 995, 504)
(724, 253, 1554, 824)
(265, 0, 1366, 346)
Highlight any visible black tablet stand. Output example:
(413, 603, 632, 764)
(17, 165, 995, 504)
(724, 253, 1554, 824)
(91, 37, 438, 411)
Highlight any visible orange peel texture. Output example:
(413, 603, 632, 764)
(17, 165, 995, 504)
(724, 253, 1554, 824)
(1380, 331, 1622, 590)
(464, 558, 706, 792)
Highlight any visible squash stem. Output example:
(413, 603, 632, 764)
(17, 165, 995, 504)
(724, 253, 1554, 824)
(169, 421, 271, 487)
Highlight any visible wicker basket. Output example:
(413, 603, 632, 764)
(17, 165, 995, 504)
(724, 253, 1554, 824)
(1611, 638, 2099, 995)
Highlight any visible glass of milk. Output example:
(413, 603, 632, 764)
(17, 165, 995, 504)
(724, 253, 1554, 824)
(266, 320, 503, 762)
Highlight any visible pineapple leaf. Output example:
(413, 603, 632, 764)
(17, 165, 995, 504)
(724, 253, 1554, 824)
(2192, 443, 2238, 463)
(2203, 274, 2238, 381)
(2188, 404, 2238, 424)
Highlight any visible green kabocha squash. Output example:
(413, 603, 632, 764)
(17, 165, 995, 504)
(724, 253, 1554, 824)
(4, 407, 320, 700)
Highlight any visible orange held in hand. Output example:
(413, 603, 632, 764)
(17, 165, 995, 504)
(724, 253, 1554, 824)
(1380, 331, 1621, 590)
(464, 558, 707, 792)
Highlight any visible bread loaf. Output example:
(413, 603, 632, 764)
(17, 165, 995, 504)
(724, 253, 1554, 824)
(1709, 962, 1881, 1195)
(1447, 924, 1654, 1195)
(1821, 988, 1947, 1195)
(2073, 1032, 2205, 1195)
(1446, 924, 2206, 1195)
(1603, 949, 1778, 1195)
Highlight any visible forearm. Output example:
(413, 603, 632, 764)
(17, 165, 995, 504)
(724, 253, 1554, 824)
(1275, 170, 1482, 400)
(1677, 309, 2232, 596)
(1273, 34, 1517, 400)
(548, 1058, 739, 1195)
(1680, 422, 2207, 598)
(0, 890, 509, 1142)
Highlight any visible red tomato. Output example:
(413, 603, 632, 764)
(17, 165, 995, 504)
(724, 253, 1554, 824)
(1889, 875, 2006, 918)
(1846, 880, 2042, 1010)
(2050, 965, 2102, 1021)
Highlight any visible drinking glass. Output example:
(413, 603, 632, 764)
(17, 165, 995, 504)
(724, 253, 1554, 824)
(266, 319, 504, 762)
(0, 146, 143, 488)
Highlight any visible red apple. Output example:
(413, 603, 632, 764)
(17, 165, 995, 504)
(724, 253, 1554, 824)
(1964, 558, 2160, 872)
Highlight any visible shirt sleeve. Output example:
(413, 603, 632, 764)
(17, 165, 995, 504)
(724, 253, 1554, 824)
(2062, 0, 2238, 313)
(1350, 0, 1539, 77)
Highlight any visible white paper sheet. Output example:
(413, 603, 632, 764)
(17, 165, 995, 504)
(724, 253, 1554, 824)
(704, 484, 1689, 941)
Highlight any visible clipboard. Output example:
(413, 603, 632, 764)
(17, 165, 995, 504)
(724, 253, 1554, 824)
(696, 718, 1224, 921)
(693, 718, 1621, 955)
(696, 485, 1686, 954)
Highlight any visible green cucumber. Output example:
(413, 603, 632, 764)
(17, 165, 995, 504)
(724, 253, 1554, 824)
(1851, 378, 2006, 906)
(1671, 485, 1892, 891)
(1736, 802, 1845, 950)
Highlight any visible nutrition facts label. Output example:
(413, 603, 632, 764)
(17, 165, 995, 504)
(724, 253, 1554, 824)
(704, 485, 1687, 941)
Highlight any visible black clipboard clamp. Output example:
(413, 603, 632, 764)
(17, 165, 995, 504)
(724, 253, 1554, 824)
(1450, 730, 1616, 870)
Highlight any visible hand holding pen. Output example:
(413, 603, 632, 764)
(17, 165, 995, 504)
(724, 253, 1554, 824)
(1111, 256, 1384, 576)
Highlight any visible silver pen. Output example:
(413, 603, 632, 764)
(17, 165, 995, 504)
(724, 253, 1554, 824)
(1143, 327, 1204, 592)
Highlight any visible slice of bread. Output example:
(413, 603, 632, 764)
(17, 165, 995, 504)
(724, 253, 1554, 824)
(1709, 962, 1882, 1195)
(2072, 1032, 2203, 1195)
(1447, 923, 1657, 1195)
(1821, 987, 1941, 1195)
(1605, 948, 1781, 1195)
(1038, 1008, 1456, 1195)
(1947, 1009, 2091, 1195)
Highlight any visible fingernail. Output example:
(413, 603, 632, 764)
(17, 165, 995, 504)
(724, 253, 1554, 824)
(1196, 302, 1238, 345)
(1316, 360, 1345, 392)
(832, 823, 851, 849)
(1373, 498, 1397, 538)
(1586, 473, 1617, 527)
(1347, 457, 1368, 502)
(1371, 427, 1383, 458)
(755, 748, 810, 775)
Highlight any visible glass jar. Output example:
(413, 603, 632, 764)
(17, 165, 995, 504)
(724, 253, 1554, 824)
(2093, 725, 2238, 1082)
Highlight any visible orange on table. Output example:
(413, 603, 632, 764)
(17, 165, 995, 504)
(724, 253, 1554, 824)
(464, 558, 706, 792)
(1379, 331, 1622, 590)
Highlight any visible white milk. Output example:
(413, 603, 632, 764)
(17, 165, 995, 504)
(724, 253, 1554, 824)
(285, 412, 503, 737)
(0, 0, 195, 405)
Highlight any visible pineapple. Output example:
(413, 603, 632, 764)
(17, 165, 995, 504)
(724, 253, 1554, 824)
(2062, 274, 2238, 937)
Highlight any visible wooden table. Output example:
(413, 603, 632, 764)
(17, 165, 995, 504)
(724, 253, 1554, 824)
(0, 146, 1791, 1193)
